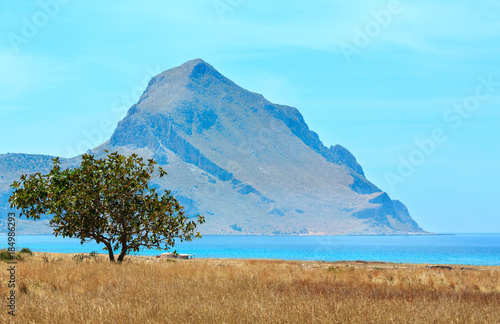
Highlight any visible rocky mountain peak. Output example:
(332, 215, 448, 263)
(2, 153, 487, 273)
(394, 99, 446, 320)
(149, 58, 222, 87)
(0, 59, 425, 235)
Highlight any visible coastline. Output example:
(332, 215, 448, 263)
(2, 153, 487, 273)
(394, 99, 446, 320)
(3, 233, 499, 266)
(14, 232, 500, 236)
(23, 252, 500, 270)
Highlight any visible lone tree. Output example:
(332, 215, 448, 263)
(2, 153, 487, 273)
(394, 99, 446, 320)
(9, 151, 205, 262)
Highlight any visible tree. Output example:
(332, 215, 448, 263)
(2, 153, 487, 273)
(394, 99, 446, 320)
(9, 151, 205, 262)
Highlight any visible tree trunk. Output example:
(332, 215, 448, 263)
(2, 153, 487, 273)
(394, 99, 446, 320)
(117, 243, 127, 263)
(104, 242, 115, 262)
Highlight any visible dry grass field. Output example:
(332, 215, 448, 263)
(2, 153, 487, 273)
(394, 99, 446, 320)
(1, 252, 499, 323)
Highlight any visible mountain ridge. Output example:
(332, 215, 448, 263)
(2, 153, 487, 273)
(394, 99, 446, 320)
(0, 59, 425, 235)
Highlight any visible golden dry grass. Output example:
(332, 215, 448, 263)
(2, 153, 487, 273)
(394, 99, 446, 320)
(1, 253, 499, 323)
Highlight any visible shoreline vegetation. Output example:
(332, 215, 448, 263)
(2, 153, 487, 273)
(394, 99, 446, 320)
(1, 252, 499, 323)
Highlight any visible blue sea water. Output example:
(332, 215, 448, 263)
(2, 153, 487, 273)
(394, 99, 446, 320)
(2, 233, 499, 266)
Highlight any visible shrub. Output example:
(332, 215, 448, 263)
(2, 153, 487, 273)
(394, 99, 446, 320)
(0, 249, 13, 261)
(20, 247, 33, 255)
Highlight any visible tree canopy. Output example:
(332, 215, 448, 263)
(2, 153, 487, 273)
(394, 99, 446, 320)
(9, 151, 205, 262)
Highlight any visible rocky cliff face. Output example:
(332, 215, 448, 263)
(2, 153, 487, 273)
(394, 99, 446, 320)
(0, 59, 425, 235)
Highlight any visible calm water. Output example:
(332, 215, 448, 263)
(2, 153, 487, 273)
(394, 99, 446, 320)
(2, 234, 499, 266)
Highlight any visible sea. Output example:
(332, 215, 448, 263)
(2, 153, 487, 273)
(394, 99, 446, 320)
(2, 233, 499, 266)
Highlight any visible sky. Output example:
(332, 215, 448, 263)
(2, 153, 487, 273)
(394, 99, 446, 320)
(1, 0, 499, 233)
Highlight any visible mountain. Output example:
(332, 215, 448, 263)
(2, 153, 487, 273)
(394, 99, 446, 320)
(0, 154, 73, 233)
(0, 59, 425, 235)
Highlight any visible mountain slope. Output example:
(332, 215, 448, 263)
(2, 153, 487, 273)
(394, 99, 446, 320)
(0, 59, 425, 235)
(99, 59, 424, 234)
(0, 154, 74, 233)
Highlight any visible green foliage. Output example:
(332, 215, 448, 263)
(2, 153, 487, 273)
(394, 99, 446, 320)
(0, 249, 26, 261)
(0, 249, 13, 261)
(9, 151, 205, 262)
(20, 247, 33, 255)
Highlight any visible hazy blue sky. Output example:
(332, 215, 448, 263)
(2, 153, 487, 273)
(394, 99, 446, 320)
(1, 0, 499, 233)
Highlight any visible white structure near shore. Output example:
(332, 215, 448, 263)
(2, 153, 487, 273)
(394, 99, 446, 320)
(159, 253, 194, 259)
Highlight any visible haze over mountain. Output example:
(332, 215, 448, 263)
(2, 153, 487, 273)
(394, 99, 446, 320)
(0, 59, 425, 235)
